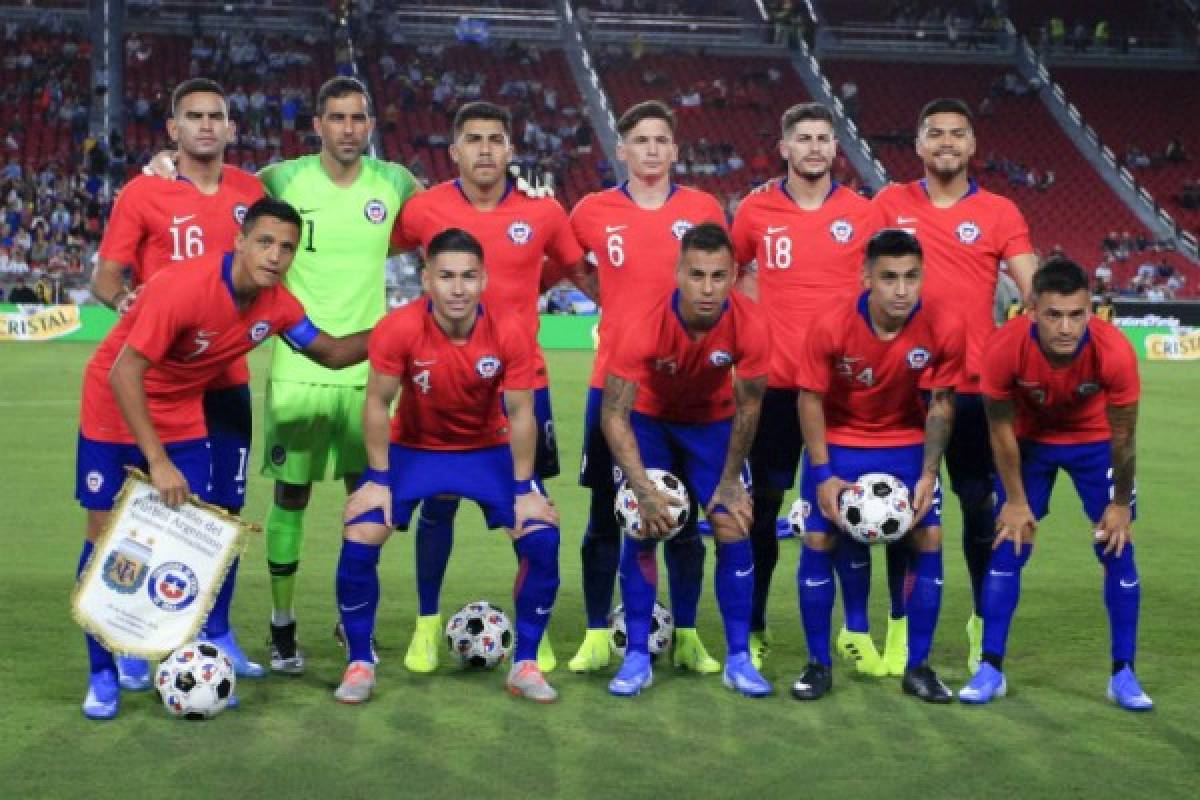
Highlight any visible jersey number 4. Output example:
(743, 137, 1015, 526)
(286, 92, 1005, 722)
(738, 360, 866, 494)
(413, 369, 432, 394)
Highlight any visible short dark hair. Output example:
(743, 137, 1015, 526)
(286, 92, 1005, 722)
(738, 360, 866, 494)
(427, 227, 484, 264)
(866, 228, 923, 265)
(171, 78, 227, 116)
(453, 101, 512, 137)
(1033, 258, 1089, 296)
(680, 222, 733, 257)
(781, 102, 834, 135)
(918, 97, 973, 132)
(242, 197, 303, 233)
(316, 76, 372, 116)
(616, 100, 676, 137)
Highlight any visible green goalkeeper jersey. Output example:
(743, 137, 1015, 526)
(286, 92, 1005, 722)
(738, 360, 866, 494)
(260, 154, 419, 385)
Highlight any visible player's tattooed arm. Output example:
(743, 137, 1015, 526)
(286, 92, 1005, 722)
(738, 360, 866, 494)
(91, 258, 138, 314)
(1098, 402, 1138, 556)
(735, 261, 759, 302)
(914, 387, 955, 518)
(601, 375, 677, 537)
(569, 257, 600, 302)
(984, 396, 1037, 552)
(798, 389, 856, 525)
(344, 369, 400, 525)
(1008, 252, 1039, 308)
(711, 375, 766, 534)
(109, 345, 189, 507)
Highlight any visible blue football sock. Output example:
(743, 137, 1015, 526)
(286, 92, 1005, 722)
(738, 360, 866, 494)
(415, 496, 459, 616)
(512, 526, 561, 663)
(664, 527, 704, 628)
(885, 540, 915, 619)
(77, 540, 115, 674)
(202, 557, 239, 638)
(581, 487, 621, 628)
(980, 539, 1032, 659)
(714, 538, 754, 656)
(749, 491, 784, 631)
(906, 551, 944, 669)
(832, 538, 872, 633)
(798, 544, 836, 667)
(335, 540, 382, 664)
(618, 534, 658, 656)
(1095, 542, 1140, 664)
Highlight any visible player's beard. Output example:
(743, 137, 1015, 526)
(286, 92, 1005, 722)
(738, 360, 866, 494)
(791, 163, 830, 184)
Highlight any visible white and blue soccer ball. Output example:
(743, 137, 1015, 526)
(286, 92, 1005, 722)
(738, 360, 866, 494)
(787, 496, 807, 536)
(614, 468, 690, 541)
(607, 601, 674, 656)
(838, 472, 915, 545)
(156, 641, 235, 719)
(446, 601, 513, 669)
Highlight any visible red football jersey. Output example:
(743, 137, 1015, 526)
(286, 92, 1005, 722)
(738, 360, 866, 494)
(81, 254, 307, 444)
(570, 183, 727, 388)
(98, 168, 265, 388)
(873, 180, 1032, 392)
(607, 290, 769, 423)
(795, 293, 965, 447)
(731, 183, 884, 388)
(368, 300, 537, 450)
(392, 180, 583, 390)
(980, 316, 1139, 445)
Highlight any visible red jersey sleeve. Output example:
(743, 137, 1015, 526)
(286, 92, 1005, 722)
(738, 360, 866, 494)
(996, 197, 1034, 261)
(544, 200, 585, 267)
(123, 279, 186, 364)
(367, 310, 412, 376)
(979, 326, 1019, 401)
(97, 181, 148, 265)
(794, 313, 836, 393)
(735, 303, 770, 380)
(273, 286, 309, 333)
(500, 320, 538, 391)
(928, 311, 966, 389)
(1099, 326, 1140, 406)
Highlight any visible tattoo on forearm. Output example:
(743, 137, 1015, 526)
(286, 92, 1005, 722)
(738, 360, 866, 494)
(1108, 403, 1138, 504)
(922, 388, 955, 474)
(601, 376, 647, 488)
(723, 377, 765, 481)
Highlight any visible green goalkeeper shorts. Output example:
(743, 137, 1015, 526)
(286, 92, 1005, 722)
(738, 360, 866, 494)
(261, 381, 367, 484)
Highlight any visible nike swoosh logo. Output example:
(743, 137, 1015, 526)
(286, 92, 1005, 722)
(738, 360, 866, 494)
(172, 214, 196, 225)
(766, 225, 788, 234)
(535, 607, 552, 616)
(849, 561, 869, 569)
(297, 207, 319, 214)
(934, 578, 945, 585)
(339, 602, 369, 613)
(896, 216, 918, 224)
(804, 578, 831, 587)
(605, 225, 627, 233)
(1119, 579, 1139, 588)
(414, 359, 436, 366)
(988, 570, 1014, 577)
(735, 567, 754, 577)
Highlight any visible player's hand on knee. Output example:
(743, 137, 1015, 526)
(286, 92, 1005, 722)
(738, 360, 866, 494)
(994, 501, 1037, 555)
(142, 149, 179, 179)
(149, 458, 189, 508)
(345, 483, 391, 527)
(817, 477, 856, 530)
(912, 470, 938, 519)
(708, 478, 752, 535)
(634, 484, 681, 539)
(515, 489, 558, 532)
(1095, 503, 1133, 557)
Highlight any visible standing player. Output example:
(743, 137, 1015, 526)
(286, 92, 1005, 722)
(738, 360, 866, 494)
(390, 101, 584, 674)
(331, 229, 562, 704)
(91, 78, 266, 687)
(601, 223, 772, 697)
(76, 198, 370, 718)
(567, 100, 728, 674)
(961, 259, 1151, 710)
(873, 98, 1037, 672)
(257, 77, 420, 673)
(731, 102, 885, 672)
(789, 229, 962, 703)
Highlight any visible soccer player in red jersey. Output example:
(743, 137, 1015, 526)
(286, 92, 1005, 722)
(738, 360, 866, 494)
(568, 100, 728, 674)
(790, 229, 963, 703)
(872, 98, 1039, 671)
(731, 102, 886, 672)
(391, 102, 584, 673)
(601, 223, 771, 697)
(332, 228, 562, 704)
(90, 78, 267, 685)
(75, 199, 370, 719)
(962, 259, 1151, 710)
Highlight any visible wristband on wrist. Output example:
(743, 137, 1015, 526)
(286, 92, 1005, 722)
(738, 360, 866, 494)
(810, 463, 834, 484)
(514, 479, 535, 495)
(362, 466, 389, 486)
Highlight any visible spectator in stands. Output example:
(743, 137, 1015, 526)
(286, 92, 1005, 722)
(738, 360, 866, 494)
(1164, 138, 1189, 163)
(1180, 180, 1200, 210)
(1094, 258, 1114, 294)
(7, 278, 38, 303)
(840, 79, 859, 120)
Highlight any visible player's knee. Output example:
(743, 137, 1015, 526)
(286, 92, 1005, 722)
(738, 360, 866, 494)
(274, 481, 311, 510)
(803, 531, 834, 552)
(585, 490, 620, 539)
(344, 522, 391, 546)
(912, 525, 942, 552)
(954, 479, 994, 511)
(711, 516, 748, 544)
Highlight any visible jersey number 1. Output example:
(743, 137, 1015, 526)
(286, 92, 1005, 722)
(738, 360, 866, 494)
(304, 220, 317, 252)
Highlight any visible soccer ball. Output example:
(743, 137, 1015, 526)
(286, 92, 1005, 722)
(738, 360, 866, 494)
(614, 468, 690, 540)
(445, 601, 513, 669)
(156, 641, 236, 720)
(607, 601, 675, 656)
(838, 472, 915, 545)
(787, 496, 808, 537)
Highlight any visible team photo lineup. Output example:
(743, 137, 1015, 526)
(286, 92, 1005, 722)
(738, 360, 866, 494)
(64, 56, 1158, 726)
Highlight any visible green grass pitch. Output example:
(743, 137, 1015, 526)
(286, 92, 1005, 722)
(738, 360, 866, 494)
(0, 343, 1197, 799)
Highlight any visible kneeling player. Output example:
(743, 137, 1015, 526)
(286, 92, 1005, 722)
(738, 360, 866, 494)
(601, 223, 772, 697)
(75, 198, 370, 719)
(333, 228, 562, 704)
(790, 229, 962, 703)
(961, 258, 1151, 710)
